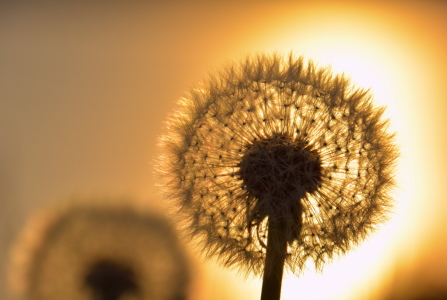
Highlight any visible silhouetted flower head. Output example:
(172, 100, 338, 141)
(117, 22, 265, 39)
(9, 199, 190, 300)
(158, 54, 398, 275)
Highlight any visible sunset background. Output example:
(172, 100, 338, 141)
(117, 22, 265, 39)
(1, 1, 447, 299)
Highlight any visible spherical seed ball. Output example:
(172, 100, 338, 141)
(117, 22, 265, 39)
(158, 53, 398, 275)
(9, 199, 190, 300)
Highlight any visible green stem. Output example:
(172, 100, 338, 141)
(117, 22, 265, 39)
(260, 218, 288, 300)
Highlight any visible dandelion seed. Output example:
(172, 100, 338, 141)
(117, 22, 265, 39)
(8, 199, 190, 300)
(158, 53, 398, 300)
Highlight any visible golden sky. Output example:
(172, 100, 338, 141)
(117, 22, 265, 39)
(1, 1, 447, 299)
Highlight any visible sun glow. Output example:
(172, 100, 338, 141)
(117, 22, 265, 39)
(225, 2, 443, 300)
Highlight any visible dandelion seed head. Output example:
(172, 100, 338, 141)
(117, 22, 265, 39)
(9, 199, 190, 300)
(158, 53, 398, 275)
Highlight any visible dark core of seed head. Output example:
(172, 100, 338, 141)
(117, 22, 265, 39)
(84, 260, 138, 300)
(239, 133, 322, 203)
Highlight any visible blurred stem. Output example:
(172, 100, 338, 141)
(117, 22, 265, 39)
(260, 218, 288, 300)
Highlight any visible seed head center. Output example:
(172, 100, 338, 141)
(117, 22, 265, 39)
(85, 260, 138, 300)
(239, 134, 322, 202)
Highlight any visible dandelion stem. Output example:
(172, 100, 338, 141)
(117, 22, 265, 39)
(260, 217, 288, 300)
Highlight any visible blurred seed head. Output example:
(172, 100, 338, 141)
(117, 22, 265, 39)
(8, 198, 190, 300)
(158, 53, 398, 275)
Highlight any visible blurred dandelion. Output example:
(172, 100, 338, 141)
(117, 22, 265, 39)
(158, 53, 398, 300)
(8, 199, 190, 300)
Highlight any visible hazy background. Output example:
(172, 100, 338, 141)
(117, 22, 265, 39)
(1, 1, 447, 299)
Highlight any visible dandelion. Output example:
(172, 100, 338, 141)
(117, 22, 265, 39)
(158, 53, 398, 300)
(9, 199, 190, 300)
